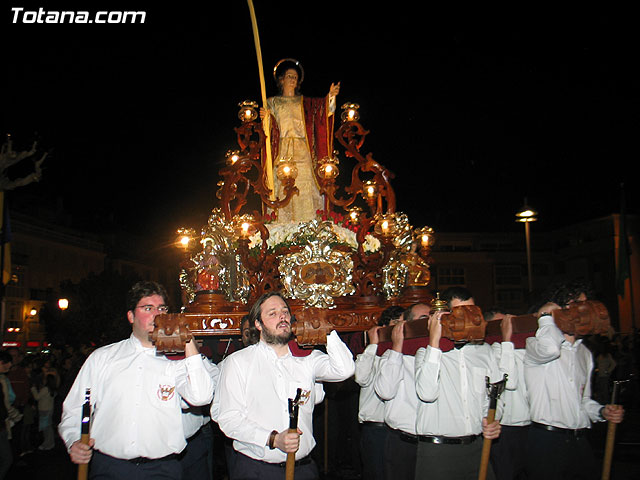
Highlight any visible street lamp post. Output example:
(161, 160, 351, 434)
(516, 201, 538, 293)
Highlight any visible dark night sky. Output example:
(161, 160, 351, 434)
(2, 3, 638, 242)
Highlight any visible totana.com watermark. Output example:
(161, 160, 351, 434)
(10, 7, 146, 24)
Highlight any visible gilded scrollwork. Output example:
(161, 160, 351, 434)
(279, 221, 356, 308)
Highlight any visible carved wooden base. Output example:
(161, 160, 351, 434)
(398, 286, 433, 306)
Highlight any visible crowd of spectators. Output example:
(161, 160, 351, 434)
(0, 343, 94, 478)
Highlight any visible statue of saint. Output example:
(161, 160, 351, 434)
(261, 59, 340, 223)
(194, 239, 222, 292)
(401, 240, 431, 287)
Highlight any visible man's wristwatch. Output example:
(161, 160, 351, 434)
(268, 430, 278, 449)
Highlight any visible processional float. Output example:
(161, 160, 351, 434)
(151, 0, 612, 354)
(153, 92, 438, 351)
(151, 80, 613, 353)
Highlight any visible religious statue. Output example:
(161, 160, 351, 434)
(261, 59, 340, 223)
(194, 238, 222, 292)
(401, 239, 431, 287)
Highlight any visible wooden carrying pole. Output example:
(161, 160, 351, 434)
(77, 388, 91, 480)
(478, 375, 507, 480)
(246, 0, 276, 201)
(286, 388, 302, 480)
(601, 379, 628, 480)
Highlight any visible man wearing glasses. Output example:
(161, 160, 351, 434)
(59, 281, 216, 479)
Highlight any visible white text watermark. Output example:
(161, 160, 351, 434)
(11, 7, 146, 24)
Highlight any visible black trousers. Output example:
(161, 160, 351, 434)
(90, 450, 182, 480)
(525, 425, 597, 480)
(360, 422, 388, 480)
(490, 425, 529, 480)
(415, 436, 494, 480)
(232, 451, 319, 480)
(179, 424, 213, 480)
(384, 427, 417, 480)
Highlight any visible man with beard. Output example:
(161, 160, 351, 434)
(214, 292, 355, 480)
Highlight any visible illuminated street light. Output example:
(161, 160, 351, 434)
(58, 298, 69, 311)
(515, 200, 538, 293)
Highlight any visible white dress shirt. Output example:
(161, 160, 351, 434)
(58, 334, 214, 459)
(524, 315, 603, 429)
(181, 356, 220, 438)
(374, 349, 417, 435)
(414, 343, 508, 436)
(355, 343, 385, 423)
(492, 343, 530, 426)
(214, 331, 355, 463)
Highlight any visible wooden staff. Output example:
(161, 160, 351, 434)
(286, 388, 303, 480)
(246, 0, 275, 201)
(77, 388, 91, 480)
(601, 379, 629, 480)
(478, 375, 507, 480)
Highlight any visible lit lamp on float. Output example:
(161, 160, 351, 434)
(176, 228, 196, 254)
(232, 214, 257, 240)
(374, 214, 397, 238)
(347, 206, 362, 225)
(415, 226, 435, 252)
(318, 155, 340, 181)
(225, 150, 241, 166)
(515, 200, 537, 293)
(341, 103, 360, 123)
(237, 100, 259, 123)
(361, 179, 379, 213)
(275, 157, 298, 183)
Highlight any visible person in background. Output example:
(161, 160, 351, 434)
(413, 287, 507, 480)
(524, 281, 624, 479)
(31, 373, 57, 451)
(355, 305, 403, 480)
(374, 303, 431, 480)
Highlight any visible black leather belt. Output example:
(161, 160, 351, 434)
(386, 425, 418, 444)
(418, 434, 480, 445)
(95, 450, 179, 465)
(362, 421, 386, 427)
(276, 456, 312, 468)
(531, 422, 589, 437)
(127, 453, 179, 465)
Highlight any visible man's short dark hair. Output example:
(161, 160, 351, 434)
(248, 291, 290, 327)
(441, 286, 473, 308)
(542, 280, 593, 307)
(126, 281, 169, 312)
(378, 306, 404, 327)
(240, 314, 260, 346)
(402, 303, 430, 322)
(483, 307, 505, 322)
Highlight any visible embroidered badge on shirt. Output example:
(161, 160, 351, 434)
(158, 384, 176, 401)
(298, 389, 311, 406)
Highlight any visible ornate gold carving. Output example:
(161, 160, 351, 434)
(279, 221, 356, 308)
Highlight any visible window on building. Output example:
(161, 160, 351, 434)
(438, 267, 466, 286)
(495, 265, 523, 286)
(496, 288, 524, 308)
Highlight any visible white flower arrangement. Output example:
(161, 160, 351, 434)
(248, 221, 381, 253)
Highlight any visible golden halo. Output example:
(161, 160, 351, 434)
(273, 58, 304, 84)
